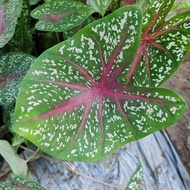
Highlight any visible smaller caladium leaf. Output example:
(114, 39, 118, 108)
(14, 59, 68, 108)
(142, 0, 175, 32)
(13, 6, 186, 162)
(0, 52, 36, 107)
(125, 0, 190, 87)
(86, 0, 114, 16)
(0, 173, 45, 190)
(125, 164, 144, 190)
(0, 0, 23, 48)
(30, 0, 95, 32)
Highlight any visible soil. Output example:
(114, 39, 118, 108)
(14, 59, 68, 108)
(163, 52, 190, 174)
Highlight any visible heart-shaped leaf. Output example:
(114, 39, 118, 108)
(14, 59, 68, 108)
(12, 6, 186, 161)
(30, 0, 95, 32)
(86, 0, 114, 16)
(125, 0, 190, 87)
(0, 0, 23, 48)
(0, 52, 36, 107)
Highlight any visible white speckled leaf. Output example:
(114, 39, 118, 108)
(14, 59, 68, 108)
(125, 0, 190, 87)
(142, 0, 175, 31)
(0, 0, 23, 48)
(86, 0, 114, 16)
(12, 6, 186, 161)
(125, 164, 144, 190)
(30, 0, 95, 32)
(0, 52, 36, 106)
(0, 173, 45, 190)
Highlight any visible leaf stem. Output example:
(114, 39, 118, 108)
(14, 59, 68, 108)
(55, 32, 60, 43)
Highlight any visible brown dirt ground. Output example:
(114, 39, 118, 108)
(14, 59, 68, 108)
(163, 52, 190, 174)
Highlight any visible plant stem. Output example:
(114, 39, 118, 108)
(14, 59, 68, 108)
(20, 145, 123, 189)
(56, 32, 60, 43)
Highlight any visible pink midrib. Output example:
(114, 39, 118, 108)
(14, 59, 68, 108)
(28, 25, 138, 123)
(0, 5, 5, 34)
(27, 88, 100, 122)
(42, 10, 79, 23)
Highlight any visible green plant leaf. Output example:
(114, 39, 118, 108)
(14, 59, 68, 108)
(0, 0, 23, 48)
(30, 0, 95, 32)
(86, 0, 114, 16)
(9, 0, 33, 54)
(63, 15, 95, 40)
(125, 164, 144, 190)
(142, 0, 175, 30)
(125, 0, 190, 87)
(0, 173, 45, 190)
(12, 6, 186, 162)
(12, 134, 26, 152)
(0, 52, 36, 107)
(0, 140, 28, 177)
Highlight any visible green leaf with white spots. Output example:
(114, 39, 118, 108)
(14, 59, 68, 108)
(125, 164, 144, 190)
(30, 0, 95, 32)
(12, 6, 186, 162)
(63, 15, 95, 40)
(142, 0, 175, 31)
(125, 0, 190, 87)
(86, 0, 114, 16)
(0, 52, 36, 107)
(0, 0, 23, 48)
(0, 173, 45, 190)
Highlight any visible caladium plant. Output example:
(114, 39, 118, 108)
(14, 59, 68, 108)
(0, 0, 23, 48)
(127, 0, 190, 87)
(12, 2, 188, 162)
(30, 0, 96, 32)
(0, 173, 45, 190)
(0, 52, 35, 130)
(0, 52, 36, 107)
(125, 164, 144, 190)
